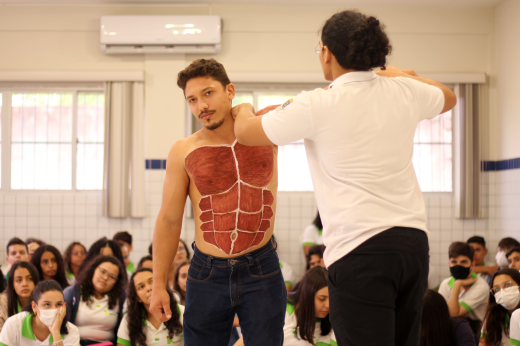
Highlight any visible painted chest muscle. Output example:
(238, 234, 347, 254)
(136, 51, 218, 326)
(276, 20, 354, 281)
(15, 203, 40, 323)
(185, 140, 275, 255)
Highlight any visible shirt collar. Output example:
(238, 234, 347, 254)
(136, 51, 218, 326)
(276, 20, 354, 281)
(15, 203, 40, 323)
(22, 313, 65, 342)
(328, 70, 377, 89)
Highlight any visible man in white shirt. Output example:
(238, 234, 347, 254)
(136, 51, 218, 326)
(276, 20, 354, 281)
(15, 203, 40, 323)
(232, 9, 456, 346)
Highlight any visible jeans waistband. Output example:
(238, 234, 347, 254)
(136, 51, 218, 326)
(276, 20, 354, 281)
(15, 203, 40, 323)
(191, 236, 276, 267)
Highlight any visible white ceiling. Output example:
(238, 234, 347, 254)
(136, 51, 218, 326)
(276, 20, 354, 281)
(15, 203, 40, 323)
(1, 0, 504, 6)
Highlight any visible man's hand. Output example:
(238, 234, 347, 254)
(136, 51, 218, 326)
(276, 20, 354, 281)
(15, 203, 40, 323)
(256, 104, 280, 116)
(231, 103, 255, 120)
(377, 66, 417, 78)
(150, 287, 172, 322)
(456, 276, 478, 287)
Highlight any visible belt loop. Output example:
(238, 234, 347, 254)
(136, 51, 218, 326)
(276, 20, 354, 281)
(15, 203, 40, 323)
(245, 254, 254, 266)
(206, 256, 213, 268)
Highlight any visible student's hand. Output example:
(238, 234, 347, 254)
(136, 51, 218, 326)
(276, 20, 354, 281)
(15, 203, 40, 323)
(255, 104, 280, 116)
(231, 103, 255, 120)
(50, 304, 67, 334)
(377, 66, 416, 78)
(150, 287, 172, 322)
(456, 277, 478, 287)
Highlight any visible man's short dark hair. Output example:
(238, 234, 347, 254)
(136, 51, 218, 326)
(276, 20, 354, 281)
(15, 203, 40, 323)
(6, 237, 27, 253)
(499, 237, 520, 250)
(320, 10, 392, 71)
(113, 231, 132, 246)
(449, 242, 474, 262)
(467, 236, 486, 249)
(506, 247, 520, 259)
(177, 58, 231, 93)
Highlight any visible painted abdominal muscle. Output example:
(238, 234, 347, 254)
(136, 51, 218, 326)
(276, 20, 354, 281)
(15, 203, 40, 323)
(185, 140, 275, 255)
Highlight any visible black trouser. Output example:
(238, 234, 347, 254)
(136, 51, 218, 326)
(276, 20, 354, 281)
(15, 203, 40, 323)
(328, 227, 429, 346)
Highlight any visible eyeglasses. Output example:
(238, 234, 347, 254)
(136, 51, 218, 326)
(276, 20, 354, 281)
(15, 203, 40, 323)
(315, 41, 322, 54)
(96, 267, 118, 282)
(490, 280, 518, 295)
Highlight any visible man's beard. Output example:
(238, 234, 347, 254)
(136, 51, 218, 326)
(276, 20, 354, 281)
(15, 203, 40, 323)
(204, 117, 225, 131)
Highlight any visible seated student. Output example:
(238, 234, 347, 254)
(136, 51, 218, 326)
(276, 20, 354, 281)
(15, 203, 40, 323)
(480, 268, 520, 346)
(302, 212, 323, 258)
(0, 262, 40, 331)
(271, 235, 296, 292)
(113, 231, 135, 273)
(80, 237, 127, 281)
(507, 247, 520, 271)
(496, 237, 520, 269)
(468, 236, 499, 285)
(439, 242, 489, 333)
(64, 255, 127, 345)
(26, 238, 45, 262)
(173, 261, 189, 305)
(30, 245, 69, 290)
(117, 268, 184, 346)
(4, 237, 29, 279)
(0, 280, 80, 346)
(117, 242, 132, 278)
(283, 266, 335, 346)
(421, 289, 476, 346)
(0, 268, 5, 293)
(137, 256, 153, 270)
(307, 245, 325, 269)
(63, 242, 87, 286)
(167, 239, 190, 290)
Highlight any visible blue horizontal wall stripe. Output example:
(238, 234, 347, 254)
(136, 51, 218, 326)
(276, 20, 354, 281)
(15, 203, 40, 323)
(145, 159, 167, 170)
(481, 158, 520, 172)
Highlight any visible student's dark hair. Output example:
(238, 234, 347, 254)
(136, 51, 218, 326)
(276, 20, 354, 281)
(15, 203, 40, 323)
(420, 290, 451, 346)
(448, 242, 474, 262)
(63, 242, 87, 275)
(506, 247, 520, 259)
(178, 239, 191, 260)
(287, 266, 331, 345)
(7, 261, 40, 317)
(467, 236, 486, 248)
(137, 255, 153, 270)
(26, 238, 46, 246)
(177, 58, 231, 93)
(0, 268, 5, 293)
(174, 261, 190, 305)
(313, 211, 322, 230)
(320, 10, 391, 71)
(81, 237, 127, 281)
(30, 245, 69, 290)
(24, 280, 68, 335)
(127, 268, 182, 346)
(499, 237, 520, 250)
(113, 231, 133, 246)
(482, 268, 520, 344)
(307, 244, 325, 262)
(148, 243, 153, 257)
(75, 255, 127, 310)
(6, 237, 28, 254)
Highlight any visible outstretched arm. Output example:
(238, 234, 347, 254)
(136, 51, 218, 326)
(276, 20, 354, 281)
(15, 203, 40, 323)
(232, 104, 280, 146)
(150, 141, 190, 322)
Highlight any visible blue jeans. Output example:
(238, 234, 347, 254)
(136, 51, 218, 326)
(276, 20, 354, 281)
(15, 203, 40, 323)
(184, 237, 287, 346)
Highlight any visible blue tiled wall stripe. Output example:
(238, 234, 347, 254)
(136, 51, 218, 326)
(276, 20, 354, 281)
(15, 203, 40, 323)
(145, 159, 167, 170)
(481, 158, 520, 172)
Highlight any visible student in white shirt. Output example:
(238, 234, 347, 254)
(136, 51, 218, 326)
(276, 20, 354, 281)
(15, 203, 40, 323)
(63, 243, 87, 286)
(4, 238, 29, 280)
(172, 261, 189, 305)
(302, 212, 323, 257)
(232, 9, 456, 346)
(63, 255, 127, 345)
(480, 268, 520, 346)
(468, 236, 499, 286)
(284, 266, 335, 346)
(439, 242, 489, 336)
(117, 268, 184, 346)
(0, 262, 40, 331)
(30, 245, 69, 290)
(507, 248, 520, 272)
(0, 280, 80, 346)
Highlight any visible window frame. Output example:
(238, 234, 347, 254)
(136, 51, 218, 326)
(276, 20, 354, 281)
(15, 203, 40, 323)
(0, 86, 104, 192)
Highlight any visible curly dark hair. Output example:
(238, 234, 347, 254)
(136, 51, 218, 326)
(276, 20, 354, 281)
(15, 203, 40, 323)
(75, 255, 127, 310)
(80, 237, 127, 282)
(7, 261, 40, 317)
(126, 268, 183, 346)
(173, 261, 190, 305)
(177, 58, 231, 93)
(320, 10, 392, 71)
(63, 242, 87, 275)
(30, 245, 69, 290)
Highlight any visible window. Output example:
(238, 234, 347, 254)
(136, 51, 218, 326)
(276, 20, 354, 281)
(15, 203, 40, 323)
(0, 89, 105, 191)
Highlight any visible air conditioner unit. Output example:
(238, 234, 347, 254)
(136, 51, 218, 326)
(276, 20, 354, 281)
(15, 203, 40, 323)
(100, 15, 222, 54)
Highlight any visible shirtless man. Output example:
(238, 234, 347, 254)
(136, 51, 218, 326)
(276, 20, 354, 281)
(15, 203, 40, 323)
(150, 58, 286, 346)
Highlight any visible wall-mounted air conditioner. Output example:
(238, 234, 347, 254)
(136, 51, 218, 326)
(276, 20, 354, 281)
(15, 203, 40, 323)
(100, 15, 222, 54)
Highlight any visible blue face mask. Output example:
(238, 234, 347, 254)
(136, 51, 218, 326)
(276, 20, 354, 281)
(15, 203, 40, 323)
(450, 265, 471, 280)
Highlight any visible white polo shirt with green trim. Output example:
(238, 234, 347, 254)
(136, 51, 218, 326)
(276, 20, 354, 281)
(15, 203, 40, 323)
(283, 303, 336, 346)
(0, 311, 80, 346)
(481, 313, 511, 346)
(438, 273, 489, 321)
(510, 308, 520, 345)
(280, 261, 295, 288)
(302, 225, 323, 247)
(117, 305, 184, 346)
(75, 294, 119, 342)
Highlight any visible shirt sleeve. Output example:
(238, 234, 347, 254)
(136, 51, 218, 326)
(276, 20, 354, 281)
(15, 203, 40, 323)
(64, 322, 81, 346)
(396, 77, 445, 120)
(302, 225, 318, 246)
(459, 281, 488, 314)
(451, 319, 477, 346)
(116, 315, 131, 346)
(331, 331, 338, 346)
(261, 91, 314, 146)
(0, 317, 19, 346)
(281, 262, 295, 286)
(510, 309, 520, 345)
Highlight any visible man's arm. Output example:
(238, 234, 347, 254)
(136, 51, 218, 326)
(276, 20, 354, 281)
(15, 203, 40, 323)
(377, 66, 457, 114)
(447, 277, 478, 317)
(472, 265, 499, 276)
(232, 104, 280, 146)
(150, 141, 190, 322)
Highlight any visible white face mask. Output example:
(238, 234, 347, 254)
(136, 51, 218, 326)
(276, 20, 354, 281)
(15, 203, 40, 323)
(496, 250, 509, 267)
(36, 305, 60, 327)
(495, 286, 520, 310)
